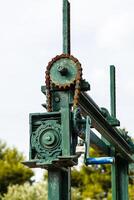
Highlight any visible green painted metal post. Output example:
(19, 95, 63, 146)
(48, 170, 62, 200)
(110, 65, 117, 200)
(48, 169, 71, 200)
(110, 65, 129, 200)
(63, 0, 70, 54)
(110, 65, 116, 118)
(61, 97, 71, 156)
(25, 2, 134, 200)
(62, 1, 71, 199)
(111, 157, 129, 200)
(48, 1, 71, 200)
(116, 158, 129, 200)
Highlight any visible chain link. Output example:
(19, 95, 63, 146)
(45, 54, 82, 111)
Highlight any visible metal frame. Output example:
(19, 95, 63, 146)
(79, 92, 133, 162)
(27, 1, 134, 199)
(59, 1, 133, 199)
(48, 1, 71, 199)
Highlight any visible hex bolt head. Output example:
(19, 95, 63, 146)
(57, 65, 68, 76)
(45, 136, 51, 141)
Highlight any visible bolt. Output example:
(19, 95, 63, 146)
(57, 66, 68, 76)
(45, 136, 51, 141)
(55, 96, 60, 103)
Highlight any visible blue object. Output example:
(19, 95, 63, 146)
(86, 157, 114, 165)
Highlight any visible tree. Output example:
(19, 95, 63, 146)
(129, 184, 134, 200)
(71, 148, 111, 199)
(0, 140, 34, 195)
(71, 147, 134, 200)
(1, 182, 47, 200)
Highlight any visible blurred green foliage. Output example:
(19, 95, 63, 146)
(71, 148, 111, 199)
(71, 148, 134, 199)
(0, 140, 34, 196)
(1, 182, 47, 200)
(0, 140, 134, 199)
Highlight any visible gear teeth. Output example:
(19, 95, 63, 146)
(45, 54, 82, 111)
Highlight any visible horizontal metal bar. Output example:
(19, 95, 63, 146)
(79, 92, 134, 162)
(86, 157, 114, 165)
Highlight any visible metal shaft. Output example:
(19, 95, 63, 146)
(110, 65, 116, 118)
(110, 66, 129, 200)
(63, 0, 70, 54)
(48, 1, 71, 200)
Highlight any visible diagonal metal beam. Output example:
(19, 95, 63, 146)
(79, 92, 134, 162)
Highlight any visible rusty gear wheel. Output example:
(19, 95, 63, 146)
(45, 54, 82, 111)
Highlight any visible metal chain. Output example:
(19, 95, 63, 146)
(45, 54, 82, 112)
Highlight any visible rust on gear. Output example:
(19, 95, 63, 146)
(45, 54, 82, 111)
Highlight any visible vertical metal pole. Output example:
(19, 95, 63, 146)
(110, 65, 116, 118)
(111, 150, 117, 200)
(48, 169, 71, 200)
(48, 170, 61, 200)
(62, 1, 71, 199)
(110, 65, 117, 200)
(48, 1, 71, 200)
(63, 0, 70, 54)
(116, 158, 129, 200)
(61, 167, 71, 200)
(110, 65, 129, 200)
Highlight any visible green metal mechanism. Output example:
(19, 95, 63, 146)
(24, 0, 134, 199)
(50, 58, 78, 87)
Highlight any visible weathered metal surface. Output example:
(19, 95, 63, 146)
(24, 0, 134, 199)
(61, 95, 71, 156)
(63, 0, 70, 54)
(110, 65, 116, 117)
(100, 107, 120, 126)
(48, 170, 61, 200)
(79, 92, 134, 162)
(113, 157, 129, 200)
(48, 2, 71, 198)
(109, 65, 129, 200)
(45, 54, 82, 112)
(48, 168, 70, 200)
(110, 65, 118, 200)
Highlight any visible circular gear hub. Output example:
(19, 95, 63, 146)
(45, 54, 82, 111)
(32, 121, 61, 159)
(46, 54, 82, 88)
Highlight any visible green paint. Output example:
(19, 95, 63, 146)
(110, 65, 116, 118)
(63, 0, 70, 54)
(48, 168, 71, 200)
(100, 107, 120, 126)
(79, 92, 133, 162)
(110, 66, 129, 200)
(48, 1, 71, 198)
(49, 58, 77, 86)
(110, 65, 118, 200)
(61, 96, 71, 156)
(48, 170, 62, 200)
(24, 1, 134, 200)
(61, 168, 71, 200)
(112, 157, 129, 200)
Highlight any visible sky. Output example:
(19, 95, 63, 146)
(0, 0, 134, 179)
